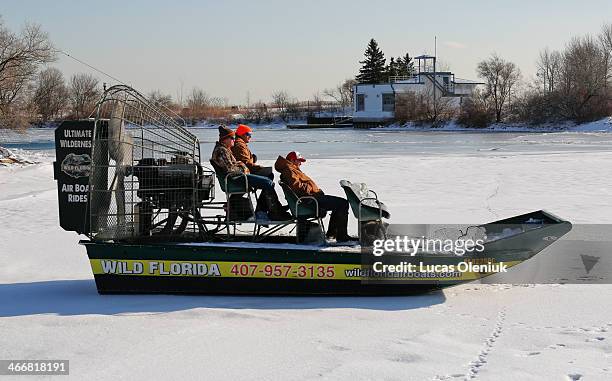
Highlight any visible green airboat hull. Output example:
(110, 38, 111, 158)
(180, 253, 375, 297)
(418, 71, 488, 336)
(82, 211, 572, 295)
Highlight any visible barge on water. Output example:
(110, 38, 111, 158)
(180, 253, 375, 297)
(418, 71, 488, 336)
(287, 116, 353, 129)
(53, 85, 572, 295)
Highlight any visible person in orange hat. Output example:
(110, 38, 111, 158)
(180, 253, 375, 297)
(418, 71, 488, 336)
(232, 124, 274, 180)
(275, 151, 354, 242)
(211, 125, 290, 221)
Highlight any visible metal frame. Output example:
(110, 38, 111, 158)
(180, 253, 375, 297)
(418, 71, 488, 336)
(357, 190, 385, 243)
(222, 172, 255, 237)
(88, 85, 215, 241)
(279, 181, 326, 243)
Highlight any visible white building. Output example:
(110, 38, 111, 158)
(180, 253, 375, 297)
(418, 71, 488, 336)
(353, 55, 483, 126)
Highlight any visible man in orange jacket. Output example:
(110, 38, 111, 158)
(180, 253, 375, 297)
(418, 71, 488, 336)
(275, 151, 354, 242)
(211, 125, 290, 221)
(232, 124, 274, 180)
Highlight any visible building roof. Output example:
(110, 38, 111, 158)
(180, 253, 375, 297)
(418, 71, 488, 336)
(453, 78, 485, 85)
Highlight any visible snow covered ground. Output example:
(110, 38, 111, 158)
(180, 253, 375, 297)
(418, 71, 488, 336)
(384, 117, 612, 133)
(1, 134, 611, 380)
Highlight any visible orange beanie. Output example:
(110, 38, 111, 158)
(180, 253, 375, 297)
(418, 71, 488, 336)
(235, 124, 252, 136)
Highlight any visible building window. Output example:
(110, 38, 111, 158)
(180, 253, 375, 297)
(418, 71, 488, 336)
(382, 93, 394, 112)
(356, 94, 365, 111)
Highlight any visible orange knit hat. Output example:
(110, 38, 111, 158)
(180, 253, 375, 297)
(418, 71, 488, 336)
(235, 124, 252, 136)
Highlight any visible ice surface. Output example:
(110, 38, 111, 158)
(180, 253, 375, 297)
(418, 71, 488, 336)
(1, 129, 611, 380)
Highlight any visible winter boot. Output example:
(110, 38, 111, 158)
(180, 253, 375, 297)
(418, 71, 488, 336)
(263, 190, 292, 221)
(334, 211, 356, 242)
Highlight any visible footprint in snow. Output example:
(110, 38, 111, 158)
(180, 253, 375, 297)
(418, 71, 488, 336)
(549, 343, 567, 349)
(566, 373, 582, 381)
(329, 345, 350, 352)
(516, 351, 541, 357)
(389, 353, 421, 363)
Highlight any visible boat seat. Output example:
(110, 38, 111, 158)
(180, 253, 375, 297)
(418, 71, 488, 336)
(209, 159, 255, 226)
(279, 181, 321, 218)
(340, 179, 390, 221)
(279, 181, 327, 243)
(209, 160, 249, 194)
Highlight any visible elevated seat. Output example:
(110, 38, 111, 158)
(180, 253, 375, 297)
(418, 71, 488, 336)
(340, 180, 390, 221)
(209, 160, 249, 194)
(279, 181, 326, 243)
(279, 182, 319, 218)
(340, 180, 390, 244)
(209, 160, 254, 226)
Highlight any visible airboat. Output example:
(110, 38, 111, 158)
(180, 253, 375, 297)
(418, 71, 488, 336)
(53, 85, 572, 295)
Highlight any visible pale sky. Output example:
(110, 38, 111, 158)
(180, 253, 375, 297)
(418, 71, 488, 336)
(2, 0, 610, 104)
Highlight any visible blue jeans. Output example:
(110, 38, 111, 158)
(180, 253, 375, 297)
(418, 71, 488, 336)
(245, 174, 274, 191)
(229, 174, 278, 213)
(228, 173, 274, 191)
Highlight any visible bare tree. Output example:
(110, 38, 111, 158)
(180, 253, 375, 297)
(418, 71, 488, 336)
(32, 67, 67, 122)
(536, 48, 562, 92)
(185, 87, 210, 120)
(147, 89, 173, 109)
(457, 88, 495, 127)
(272, 90, 290, 119)
(69, 73, 99, 119)
(187, 87, 210, 110)
(395, 86, 456, 126)
(514, 26, 612, 124)
(600, 23, 612, 53)
(0, 20, 55, 128)
(244, 101, 270, 123)
(598, 23, 612, 89)
(477, 54, 521, 122)
(557, 35, 609, 121)
(323, 79, 357, 110)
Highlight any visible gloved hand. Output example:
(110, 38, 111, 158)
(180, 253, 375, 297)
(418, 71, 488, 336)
(252, 154, 257, 163)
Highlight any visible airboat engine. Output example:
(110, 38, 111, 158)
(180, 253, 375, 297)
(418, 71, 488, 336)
(131, 156, 214, 235)
(53, 85, 216, 241)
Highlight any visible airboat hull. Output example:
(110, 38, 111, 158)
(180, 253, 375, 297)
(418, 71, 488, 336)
(82, 211, 572, 295)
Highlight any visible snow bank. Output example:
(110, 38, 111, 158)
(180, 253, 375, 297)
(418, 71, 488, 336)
(0, 145, 46, 165)
(382, 117, 612, 133)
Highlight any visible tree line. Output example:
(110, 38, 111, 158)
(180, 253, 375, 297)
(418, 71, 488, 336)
(353, 29, 612, 127)
(0, 18, 356, 130)
(2, 16, 610, 130)
(459, 24, 611, 127)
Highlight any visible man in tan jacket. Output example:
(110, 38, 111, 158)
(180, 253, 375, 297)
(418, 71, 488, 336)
(275, 151, 353, 242)
(211, 125, 290, 221)
(232, 124, 273, 179)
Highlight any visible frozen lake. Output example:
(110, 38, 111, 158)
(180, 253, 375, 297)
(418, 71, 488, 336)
(3, 126, 612, 160)
(1, 125, 612, 380)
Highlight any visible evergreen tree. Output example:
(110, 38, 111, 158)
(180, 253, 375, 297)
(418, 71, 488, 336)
(386, 57, 398, 79)
(356, 39, 387, 84)
(396, 53, 416, 77)
(403, 53, 416, 76)
(395, 56, 405, 75)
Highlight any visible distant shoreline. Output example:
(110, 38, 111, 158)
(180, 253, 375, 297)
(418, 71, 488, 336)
(2, 116, 610, 134)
